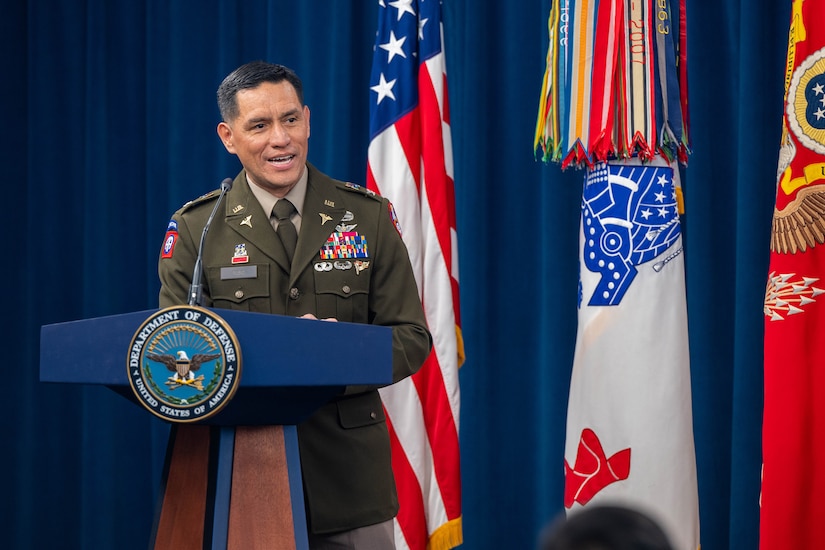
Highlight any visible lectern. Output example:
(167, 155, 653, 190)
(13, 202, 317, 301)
(40, 308, 392, 550)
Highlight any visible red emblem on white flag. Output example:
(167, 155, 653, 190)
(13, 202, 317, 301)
(564, 428, 631, 508)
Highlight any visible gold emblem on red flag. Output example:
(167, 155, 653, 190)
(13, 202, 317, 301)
(772, 38, 825, 254)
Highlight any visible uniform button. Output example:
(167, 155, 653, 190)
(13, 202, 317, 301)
(234, 289, 244, 299)
(289, 287, 301, 300)
(342, 285, 351, 294)
(370, 411, 377, 419)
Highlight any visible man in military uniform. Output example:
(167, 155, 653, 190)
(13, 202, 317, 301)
(158, 61, 432, 549)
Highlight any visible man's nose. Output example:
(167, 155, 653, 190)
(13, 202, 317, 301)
(268, 123, 290, 146)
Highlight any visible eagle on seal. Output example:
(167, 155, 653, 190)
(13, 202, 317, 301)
(146, 350, 220, 383)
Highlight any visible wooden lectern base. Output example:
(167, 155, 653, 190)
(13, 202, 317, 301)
(151, 424, 307, 550)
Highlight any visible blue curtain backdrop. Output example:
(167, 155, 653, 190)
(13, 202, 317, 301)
(3, 1, 787, 548)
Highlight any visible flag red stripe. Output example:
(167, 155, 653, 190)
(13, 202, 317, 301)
(385, 412, 429, 549)
(393, 109, 423, 194)
(416, 59, 463, 520)
(366, 160, 376, 191)
(419, 62, 454, 280)
(435, 69, 461, 325)
(442, 72, 451, 126)
(411, 349, 462, 519)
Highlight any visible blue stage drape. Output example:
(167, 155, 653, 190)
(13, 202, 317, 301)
(3, 1, 788, 548)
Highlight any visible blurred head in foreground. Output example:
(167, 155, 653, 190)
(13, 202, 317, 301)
(539, 505, 674, 550)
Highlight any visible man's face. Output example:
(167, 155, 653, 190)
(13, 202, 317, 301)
(217, 81, 310, 197)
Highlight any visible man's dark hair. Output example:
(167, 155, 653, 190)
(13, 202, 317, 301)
(538, 505, 674, 550)
(216, 61, 304, 122)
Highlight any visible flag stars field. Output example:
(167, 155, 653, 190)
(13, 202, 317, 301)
(380, 31, 407, 62)
(418, 17, 428, 39)
(389, 0, 415, 20)
(371, 74, 397, 105)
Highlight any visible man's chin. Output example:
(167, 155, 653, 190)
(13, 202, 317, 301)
(251, 176, 299, 197)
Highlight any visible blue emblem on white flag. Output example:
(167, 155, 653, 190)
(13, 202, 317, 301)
(582, 163, 682, 306)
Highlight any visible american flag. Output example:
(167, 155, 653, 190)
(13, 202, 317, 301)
(366, 1, 463, 549)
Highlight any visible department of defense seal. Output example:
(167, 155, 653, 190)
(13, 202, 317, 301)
(127, 306, 241, 422)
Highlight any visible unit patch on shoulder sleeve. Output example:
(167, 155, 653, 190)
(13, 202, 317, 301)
(161, 219, 178, 259)
(387, 201, 403, 238)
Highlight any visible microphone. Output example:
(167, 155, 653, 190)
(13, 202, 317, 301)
(188, 177, 234, 306)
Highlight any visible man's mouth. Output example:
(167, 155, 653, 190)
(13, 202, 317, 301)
(268, 154, 294, 165)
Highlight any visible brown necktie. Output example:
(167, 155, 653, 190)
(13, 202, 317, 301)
(272, 199, 298, 263)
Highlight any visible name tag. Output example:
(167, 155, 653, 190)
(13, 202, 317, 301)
(220, 265, 258, 280)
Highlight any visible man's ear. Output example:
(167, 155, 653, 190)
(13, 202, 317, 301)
(217, 122, 235, 153)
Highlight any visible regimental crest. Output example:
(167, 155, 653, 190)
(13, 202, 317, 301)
(764, 272, 825, 321)
(127, 306, 241, 422)
(581, 163, 682, 306)
(232, 243, 249, 264)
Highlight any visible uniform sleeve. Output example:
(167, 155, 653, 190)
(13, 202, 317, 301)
(344, 198, 432, 395)
(158, 213, 200, 308)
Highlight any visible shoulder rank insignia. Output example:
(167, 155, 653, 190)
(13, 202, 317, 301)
(342, 181, 381, 200)
(180, 188, 221, 213)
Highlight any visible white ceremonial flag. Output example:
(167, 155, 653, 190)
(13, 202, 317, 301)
(564, 157, 700, 549)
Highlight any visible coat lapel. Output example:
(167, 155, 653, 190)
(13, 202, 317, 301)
(223, 175, 291, 274)
(291, 170, 346, 285)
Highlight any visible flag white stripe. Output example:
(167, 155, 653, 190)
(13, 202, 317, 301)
(367, 129, 424, 296)
(418, 182, 461, 423)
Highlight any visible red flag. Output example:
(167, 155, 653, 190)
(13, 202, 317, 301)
(762, 1, 825, 547)
(366, 1, 463, 548)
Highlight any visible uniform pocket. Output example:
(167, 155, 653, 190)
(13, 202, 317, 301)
(206, 264, 270, 312)
(336, 392, 386, 429)
(313, 263, 369, 323)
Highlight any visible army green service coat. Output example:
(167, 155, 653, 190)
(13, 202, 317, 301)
(158, 163, 432, 534)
